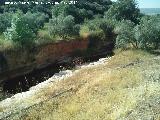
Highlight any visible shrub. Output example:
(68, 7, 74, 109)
(23, 12, 48, 35)
(79, 25, 90, 37)
(134, 16, 160, 49)
(89, 31, 105, 42)
(0, 12, 12, 33)
(4, 11, 48, 47)
(51, 0, 112, 24)
(52, 3, 69, 17)
(115, 15, 160, 49)
(99, 20, 115, 36)
(26, 12, 49, 30)
(104, 0, 140, 24)
(80, 18, 116, 39)
(114, 20, 136, 49)
(4, 13, 37, 48)
(73, 24, 81, 36)
(48, 15, 79, 39)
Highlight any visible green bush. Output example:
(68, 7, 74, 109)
(26, 12, 49, 29)
(115, 15, 160, 49)
(52, 3, 69, 17)
(73, 24, 81, 36)
(114, 20, 136, 49)
(48, 15, 79, 39)
(80, 18, 116, 39)
(104, 0, 140, 24)
(3, 11, 49, 47)
(0, 12, 12, 33)
(4, 13, 37, 47)
(23, 12, 48, 35)
(134, 16, 160, 49)
(51, 0, 112, 24)
(99, 21, 115, 36)
(89, 31, 105, 41)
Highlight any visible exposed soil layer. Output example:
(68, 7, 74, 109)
(0, 36, 115, 100)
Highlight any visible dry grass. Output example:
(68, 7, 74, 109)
(1, 50, 160, 120)
(0, 34, 14, 50)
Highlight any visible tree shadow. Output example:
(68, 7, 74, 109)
(0, 52, 8, 72)
(147, 49, 160, 55)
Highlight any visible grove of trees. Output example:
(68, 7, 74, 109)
(0, 0, 159, 50)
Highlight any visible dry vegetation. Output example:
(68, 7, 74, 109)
(0, 34, 14, 50)
(0, 50, 160, 120)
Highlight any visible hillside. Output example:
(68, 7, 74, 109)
(0, 50, 160, 120)
(140, 8, 160, 15)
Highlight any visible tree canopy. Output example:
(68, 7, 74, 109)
(52, 0, 113, 23)
(105, 0, 140, 23)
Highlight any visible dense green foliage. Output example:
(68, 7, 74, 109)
(4, 12, 41, 47)
(48, 15, 79, 39)
(134, 16, 160, 49)
(115, 20, 136, 48)
(0, 12, 12, 33)
(105, 0, 140, 23)
(0, 0, 113, 48)
(80, 18, 116, 40)
(52, 0, 112, 23)
(22, 12, 45, 35)
(0, 0, 159, 50)
(3, 11, 48, 47)
(115, 15, 160, 49)
(1, 0, 54, 17)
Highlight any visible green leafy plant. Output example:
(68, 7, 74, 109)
(114, 20, 136, 49)
(115, 15, 160, 49)
(4, 13, 37, 48)
(48, 15, 79, 39)
(105, 0, 140, 24)
(80, 18, 116, 40)
(0, 12, 12, 33)
(134, 16, 160, 49)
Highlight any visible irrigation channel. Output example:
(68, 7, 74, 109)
(0, 52, 113, 101)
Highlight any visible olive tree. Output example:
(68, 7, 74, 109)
(51, 0, 112, 23)
(4, 13, 37, 48)
(105, 0, 140, 24)
(134, 16, 160, 49)
(25, 12, 48, 32)
(114, 20, 136, 49)
(48, 15, 79, 39)
(115, 15, 160, 49)
(0, 12, 12, 33)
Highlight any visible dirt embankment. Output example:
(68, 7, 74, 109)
(0, 36, 114, 84)
(0, 38, 89, 83)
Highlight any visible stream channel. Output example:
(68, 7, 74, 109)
(0, 52, 113, 101)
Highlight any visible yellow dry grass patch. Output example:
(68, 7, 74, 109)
(108, 49, 154, 67)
